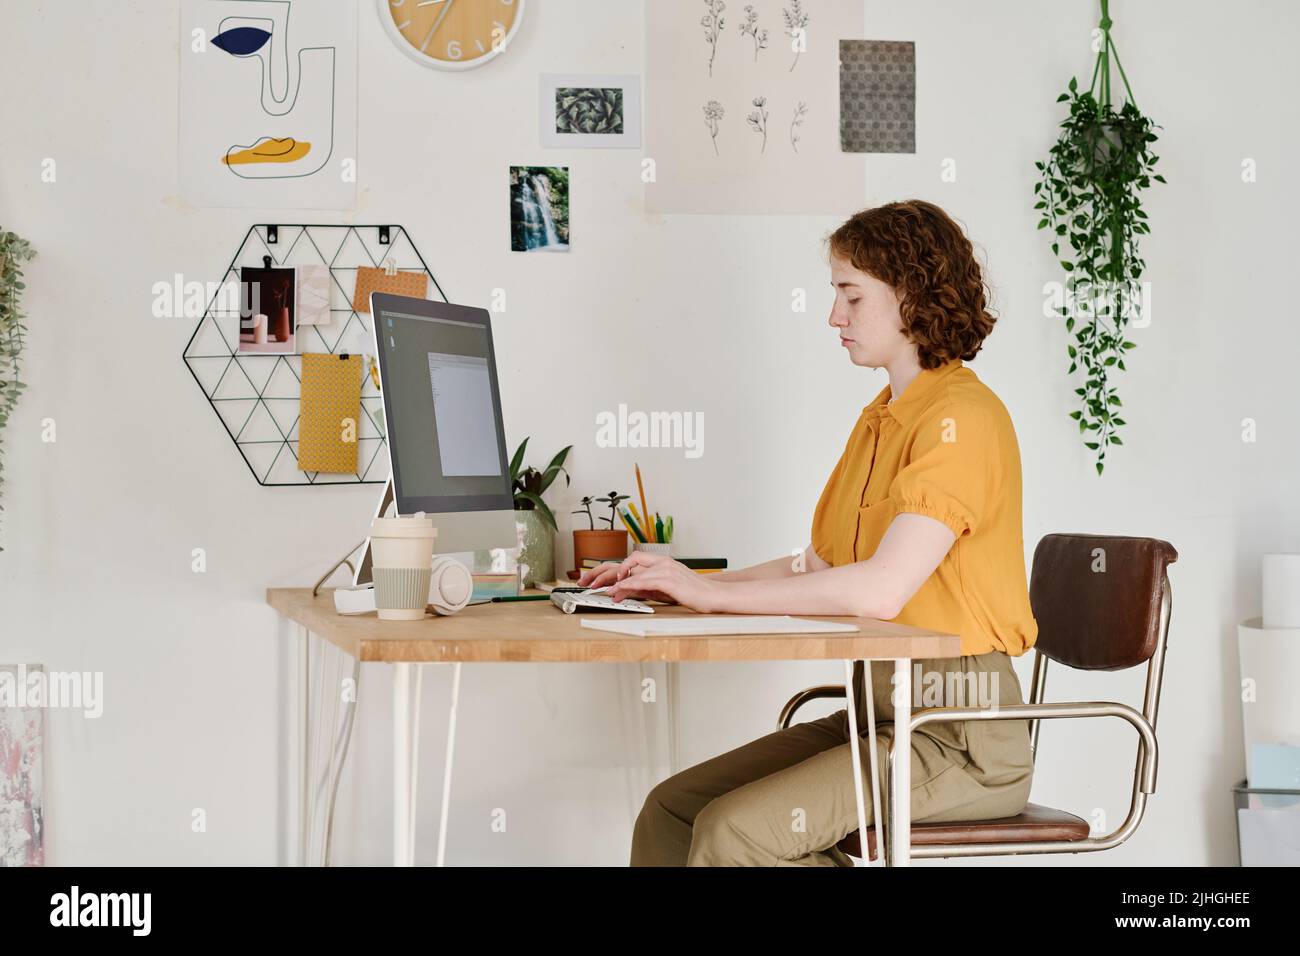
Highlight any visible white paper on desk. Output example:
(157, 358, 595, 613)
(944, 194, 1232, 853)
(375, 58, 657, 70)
(579, 615, 860, 638)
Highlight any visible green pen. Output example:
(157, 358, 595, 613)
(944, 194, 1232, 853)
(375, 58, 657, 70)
(655, 513, 664, 543)
(491, 594, 551, 602)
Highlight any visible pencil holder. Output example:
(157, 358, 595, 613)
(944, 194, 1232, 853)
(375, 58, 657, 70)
(634, 542, 672, 557)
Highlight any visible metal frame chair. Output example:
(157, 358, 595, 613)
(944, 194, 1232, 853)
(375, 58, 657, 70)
(778, 533, 1178, 863)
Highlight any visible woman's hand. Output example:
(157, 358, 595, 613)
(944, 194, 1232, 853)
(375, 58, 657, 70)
(576, 562, 623, 589)
(576, 557, 679, 603)
(603, 552, 722, 612)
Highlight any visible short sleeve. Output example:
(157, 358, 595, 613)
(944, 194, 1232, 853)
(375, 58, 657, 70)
(889, 403, 1000, 538)
(810, 450, 846, 564)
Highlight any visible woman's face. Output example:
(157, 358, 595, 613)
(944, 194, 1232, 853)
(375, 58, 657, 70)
(828, 254, 909, 368)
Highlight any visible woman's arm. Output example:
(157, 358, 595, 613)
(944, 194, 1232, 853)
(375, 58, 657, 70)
(577, 545, 829, 590)
(606, 513, 956, 619)
(711, 546, 830, 582)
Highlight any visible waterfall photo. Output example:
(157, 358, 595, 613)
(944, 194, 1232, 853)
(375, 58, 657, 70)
(510, 166, 570, 252)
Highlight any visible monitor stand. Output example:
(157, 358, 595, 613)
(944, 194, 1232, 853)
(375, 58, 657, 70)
(310, 478, 393, 597)
(352, 477, 397, 586)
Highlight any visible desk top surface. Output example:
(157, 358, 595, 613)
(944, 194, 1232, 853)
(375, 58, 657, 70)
(266, 589, 962, 664)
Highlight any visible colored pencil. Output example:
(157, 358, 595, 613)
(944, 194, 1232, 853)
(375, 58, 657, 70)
(636, 464, 652, 542)
(619, 508, 647, 543)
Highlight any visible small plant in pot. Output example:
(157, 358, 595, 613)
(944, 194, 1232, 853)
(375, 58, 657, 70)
(569, 491, 631, 579)
(509, 438, 571, 587)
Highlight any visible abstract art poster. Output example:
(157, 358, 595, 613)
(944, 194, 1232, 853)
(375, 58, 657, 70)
(179, 0, 358, 209)
(645, 0, 864, 215)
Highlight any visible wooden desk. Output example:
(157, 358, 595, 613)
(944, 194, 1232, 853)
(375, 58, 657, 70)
(267, 588, 962, 867)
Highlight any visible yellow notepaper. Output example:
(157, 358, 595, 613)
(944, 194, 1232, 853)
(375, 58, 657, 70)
(297, 353, 363, 474)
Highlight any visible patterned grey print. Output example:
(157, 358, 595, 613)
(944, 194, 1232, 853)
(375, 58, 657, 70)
(839, 39, 916, 154)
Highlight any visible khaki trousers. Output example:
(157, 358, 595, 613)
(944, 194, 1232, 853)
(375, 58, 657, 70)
(630, 651, 1034, 866)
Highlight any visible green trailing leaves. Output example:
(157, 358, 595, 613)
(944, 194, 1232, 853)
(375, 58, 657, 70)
(1036, 2, 1162, 476)
(0, 229, 36, 549)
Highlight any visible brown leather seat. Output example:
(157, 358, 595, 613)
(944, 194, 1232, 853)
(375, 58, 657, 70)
(837, 802, 1092, 859)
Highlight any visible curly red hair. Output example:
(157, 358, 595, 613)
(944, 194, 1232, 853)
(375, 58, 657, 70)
(828, 200, 996, 370)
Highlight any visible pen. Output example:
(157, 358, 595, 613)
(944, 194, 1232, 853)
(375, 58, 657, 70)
(490, 594, 551, 602)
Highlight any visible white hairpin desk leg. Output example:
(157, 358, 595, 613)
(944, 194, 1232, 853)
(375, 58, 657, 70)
(890, 658, 912, 867)
(843, 659, 885, 866)
(293, 623, 311, 867)
(435, 662, 461, 868)
(393, 662, 422, 867)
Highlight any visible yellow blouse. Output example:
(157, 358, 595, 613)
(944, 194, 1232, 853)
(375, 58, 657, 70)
(811, 359, 1037, 657)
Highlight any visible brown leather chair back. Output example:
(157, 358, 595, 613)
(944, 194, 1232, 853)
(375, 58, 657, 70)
(1029, 534, 1178, 671)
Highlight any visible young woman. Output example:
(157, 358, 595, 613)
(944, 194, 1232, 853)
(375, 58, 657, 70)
(579, 200, 1038, 867)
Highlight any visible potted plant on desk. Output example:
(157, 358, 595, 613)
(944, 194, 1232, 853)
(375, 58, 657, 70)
(569, 491, 631, 579)
(509, 438, 571, 587)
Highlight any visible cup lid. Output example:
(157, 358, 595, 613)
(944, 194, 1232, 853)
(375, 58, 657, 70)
(370, 515, 437, 538)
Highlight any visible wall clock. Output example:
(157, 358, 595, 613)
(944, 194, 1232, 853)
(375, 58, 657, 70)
(379, 0, 526, 72)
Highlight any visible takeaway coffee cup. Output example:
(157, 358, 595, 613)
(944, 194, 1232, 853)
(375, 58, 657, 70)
(369, 514, 438, 621)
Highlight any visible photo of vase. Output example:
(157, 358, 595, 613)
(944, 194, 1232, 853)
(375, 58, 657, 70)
(239, 265, 296, 354)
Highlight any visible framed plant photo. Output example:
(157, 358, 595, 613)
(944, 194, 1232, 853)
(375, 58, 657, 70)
(540, 74, 641, 149)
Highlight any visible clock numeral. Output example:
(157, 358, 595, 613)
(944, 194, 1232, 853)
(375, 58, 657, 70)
(446, 39, 463, 59)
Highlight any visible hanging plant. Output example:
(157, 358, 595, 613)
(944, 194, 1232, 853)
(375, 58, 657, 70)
(0, 229, 36, 549)
(1035, 0, 1164, 475)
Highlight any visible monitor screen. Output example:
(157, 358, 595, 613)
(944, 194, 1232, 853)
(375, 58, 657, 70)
(371, 293, 513, 514)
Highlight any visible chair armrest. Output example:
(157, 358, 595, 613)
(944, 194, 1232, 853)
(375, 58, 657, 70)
(905, 701, 1158, 793)
(778, 684, 846, 731)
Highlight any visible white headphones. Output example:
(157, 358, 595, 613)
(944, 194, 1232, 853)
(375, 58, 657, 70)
(428, 555, 473, 616)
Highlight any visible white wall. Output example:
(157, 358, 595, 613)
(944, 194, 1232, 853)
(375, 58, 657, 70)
(2, 0, 1295, 865)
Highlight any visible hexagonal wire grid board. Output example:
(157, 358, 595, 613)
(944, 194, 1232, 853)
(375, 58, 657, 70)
(183, 225, 447, 485)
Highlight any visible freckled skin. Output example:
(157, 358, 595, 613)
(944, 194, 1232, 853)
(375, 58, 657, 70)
(828, 254, 910, 369)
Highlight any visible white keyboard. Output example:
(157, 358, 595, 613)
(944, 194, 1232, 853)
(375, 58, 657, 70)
(550, 588, 654, 614)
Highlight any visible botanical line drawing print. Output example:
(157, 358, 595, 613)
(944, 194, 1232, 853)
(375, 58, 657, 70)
(782, 0, 809, 72)
(702, 0, 726, 77)
(703, 100, 726, 155)
(790, 100, 807, 152)
(555, 87, 624, 135)
(739, 5, 768, 61)
(747, 96, 769, 153)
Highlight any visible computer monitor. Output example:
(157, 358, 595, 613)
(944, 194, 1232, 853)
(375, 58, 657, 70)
(354, 292, 517, 584)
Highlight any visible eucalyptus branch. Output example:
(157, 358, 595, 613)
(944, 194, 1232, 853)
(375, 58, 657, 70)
(0, 229, 37, 547)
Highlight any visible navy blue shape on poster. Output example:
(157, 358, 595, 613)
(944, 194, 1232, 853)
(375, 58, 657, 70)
(212, 26, 271, 56)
